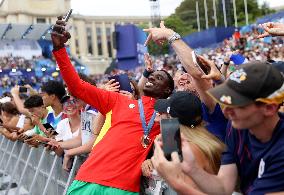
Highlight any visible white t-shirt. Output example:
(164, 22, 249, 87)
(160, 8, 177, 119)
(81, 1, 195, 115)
(16, 114, 26, 129)
(55, 118, 80, 142)
(81, 105, 98, 145)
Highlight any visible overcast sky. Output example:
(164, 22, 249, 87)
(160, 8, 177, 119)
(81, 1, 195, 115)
(71, 0, 284, 16)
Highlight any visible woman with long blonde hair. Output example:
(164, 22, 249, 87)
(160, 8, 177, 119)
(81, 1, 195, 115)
(150, 91, 225, 194)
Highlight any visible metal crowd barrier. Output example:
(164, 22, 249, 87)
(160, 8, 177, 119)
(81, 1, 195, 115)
(0, 134, 178, 195)
(0, 135, 84, 195)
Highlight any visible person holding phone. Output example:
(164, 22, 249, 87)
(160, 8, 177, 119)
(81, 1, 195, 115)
(48, 95, 81, 157)
(147, 91, 225, 194)
(51, 17, 174, 195)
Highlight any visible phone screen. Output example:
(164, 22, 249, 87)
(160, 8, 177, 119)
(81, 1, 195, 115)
(161, 118, 182, 161)
(43, 123, 58, 135)
(191, 51, 210, 75)
(108, 74, 133, 93)
(19, 86, 28, 93)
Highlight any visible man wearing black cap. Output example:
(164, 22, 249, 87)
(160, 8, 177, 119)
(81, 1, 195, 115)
(173, 62, 284, 195)
(154, 91, 203, 127)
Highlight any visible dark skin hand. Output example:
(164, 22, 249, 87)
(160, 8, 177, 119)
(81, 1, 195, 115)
(51, 16, 71, 50)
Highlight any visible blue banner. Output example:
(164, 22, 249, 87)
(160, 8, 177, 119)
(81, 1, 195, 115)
(115, 24, 148, 70)
(182, 26, 235, 49)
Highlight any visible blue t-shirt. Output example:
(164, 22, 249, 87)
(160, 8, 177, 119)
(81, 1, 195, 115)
(221, 116, 284, 194)
(45, 107, 65, 130)
(201, 103, 227, 142)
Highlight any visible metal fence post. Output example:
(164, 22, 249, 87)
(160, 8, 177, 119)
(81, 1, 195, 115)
(15, 147, 35, 195)
(28, 147, 47, 194)
(4, 142, 26, 195)
(0, 140, 11, 170)
(0, 141, 17, 185)
(42, 155, 58, 195)
(63, 156, 78, 195)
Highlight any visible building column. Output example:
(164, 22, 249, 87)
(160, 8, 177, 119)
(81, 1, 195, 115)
(69, 19, 76, 55)
(111, 22, 116, 58)
(101, 22, 108, 58)
(76, 20, 87, 56)
(91, 22, 98, 57)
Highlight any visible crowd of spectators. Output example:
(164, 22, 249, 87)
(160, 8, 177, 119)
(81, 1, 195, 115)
(0, 56, 37, 70)
(0, 18, 284, 195)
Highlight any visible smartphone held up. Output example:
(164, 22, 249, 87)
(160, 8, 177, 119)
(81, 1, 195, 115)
(108, 74, 133, 93)
(63, 9, 73, 22)
(191, 51, 210, 75)
(160, 118, 183, 161)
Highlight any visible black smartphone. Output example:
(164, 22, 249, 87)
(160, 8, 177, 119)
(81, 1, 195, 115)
(108, 74, 133, 93)
(160, 118, 182, 161)
(43, 123, 58, 135)
(63, 9, 73, 22)
(19, 86, 28, 93)
(191, 51, 210, 75)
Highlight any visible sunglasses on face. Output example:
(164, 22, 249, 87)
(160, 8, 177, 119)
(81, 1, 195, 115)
(63, 99, 78, 107)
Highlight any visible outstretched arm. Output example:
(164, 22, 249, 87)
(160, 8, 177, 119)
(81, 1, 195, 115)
(51, 17, 117, 115)
(257, 22, 284, 38)
(144, 22, 216, 112)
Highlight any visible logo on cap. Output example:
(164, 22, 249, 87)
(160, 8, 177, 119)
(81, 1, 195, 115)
(220, 95, 232, 104)
(229, 68, 247, 83)
(166, 107, 171, 114)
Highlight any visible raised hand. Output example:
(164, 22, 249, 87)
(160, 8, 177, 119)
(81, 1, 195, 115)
(103, 79, 120, 92)
(197, 55, 222, 81)
(51, 16, 71, 50)
(143, 21, 174, 46)
(257, 22, 284, 38)
(10, 85, 20, 95)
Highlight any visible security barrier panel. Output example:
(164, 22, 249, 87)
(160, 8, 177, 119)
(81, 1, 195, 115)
(0, 135, 84, 195)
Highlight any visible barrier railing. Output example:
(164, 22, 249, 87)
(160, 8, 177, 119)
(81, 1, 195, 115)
(0, 135, 84, 195)
(0, 134, 178, 195)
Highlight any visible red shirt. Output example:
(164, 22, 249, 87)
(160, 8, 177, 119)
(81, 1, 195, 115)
(53, 48, 160, 192)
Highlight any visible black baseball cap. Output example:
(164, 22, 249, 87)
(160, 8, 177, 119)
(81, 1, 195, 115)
(208, 61, 284, 106)
(154, 91, 202, 127)
(271, 61, 284, 74)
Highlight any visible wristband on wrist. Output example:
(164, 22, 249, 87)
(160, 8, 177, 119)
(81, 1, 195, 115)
(143, 69, 153, 78)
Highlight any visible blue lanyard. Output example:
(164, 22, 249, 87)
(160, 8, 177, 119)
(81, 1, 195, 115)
(138, 99, 157, 136)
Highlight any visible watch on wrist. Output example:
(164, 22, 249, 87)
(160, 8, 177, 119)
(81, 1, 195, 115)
(168, 32, 181, 45)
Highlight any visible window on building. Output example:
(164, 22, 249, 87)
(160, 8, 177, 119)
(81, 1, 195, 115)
(96, 27, 103, 56)
(74, 26, 78, 37)
(106, 28, 112, 57)
(75, 39, 79, 55)
(36, 18, 46, 24)
(86, 27, 93, 55)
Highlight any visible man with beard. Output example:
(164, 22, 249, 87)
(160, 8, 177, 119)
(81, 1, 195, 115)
(51, 17, 174, 195)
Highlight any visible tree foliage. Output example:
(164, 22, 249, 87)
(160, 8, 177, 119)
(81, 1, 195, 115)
(165, 0, 275, 35)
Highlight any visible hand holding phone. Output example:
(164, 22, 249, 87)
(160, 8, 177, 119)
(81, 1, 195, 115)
(160, 118, 182, 161)
(108, 74, 133, 93)
(191, 51, 210, 75)
(19, 86, 28, 93)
